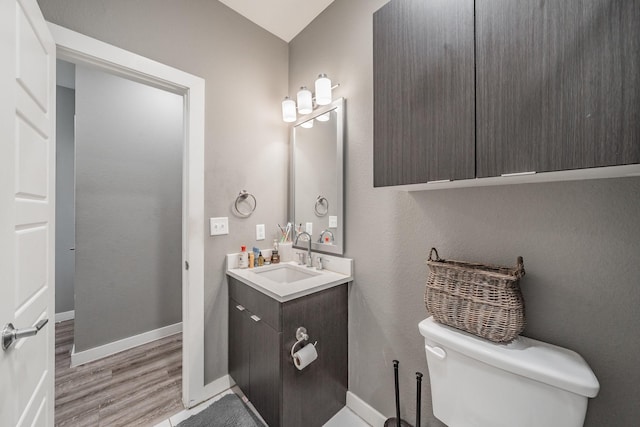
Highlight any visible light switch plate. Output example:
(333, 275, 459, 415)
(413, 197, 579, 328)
(256, 224, 265, 240)
(305, 222, 313, 234)
(329, 216, 338, 228)
(210, 217, 229, 236)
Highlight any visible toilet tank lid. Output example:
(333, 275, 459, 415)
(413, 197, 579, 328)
(419, 317, 600, 398)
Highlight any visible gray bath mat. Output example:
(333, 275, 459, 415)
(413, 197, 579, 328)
(176, 393, 265, 427)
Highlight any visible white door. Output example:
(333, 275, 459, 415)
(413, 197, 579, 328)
(0, 0, 56, 425)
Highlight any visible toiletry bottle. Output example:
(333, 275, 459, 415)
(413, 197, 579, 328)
(248, 251, 255, 269)
(271, 239, 280, 264)
(239, 245, 248, 269)
(258, 252, 264, 267)
(253, 247, 260, 267)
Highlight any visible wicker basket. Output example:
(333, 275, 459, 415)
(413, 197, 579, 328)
(424, 248, 526, 343)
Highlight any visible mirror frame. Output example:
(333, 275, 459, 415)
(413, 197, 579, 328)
(290, 97, 345, 255)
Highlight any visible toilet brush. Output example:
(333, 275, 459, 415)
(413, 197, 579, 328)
(384, 360, 411, 427)
(416, 372, 423, 427)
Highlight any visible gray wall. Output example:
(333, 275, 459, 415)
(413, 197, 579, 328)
(38, 0, 289, 378)
(74, 65, 183, 351)
(55, 85, 75, 314)
(289, 1, 640, 426)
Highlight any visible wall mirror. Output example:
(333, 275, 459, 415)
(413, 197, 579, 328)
(290, 98, 345, 255)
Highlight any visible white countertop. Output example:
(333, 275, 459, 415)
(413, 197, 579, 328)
(226, 252, 353, 302)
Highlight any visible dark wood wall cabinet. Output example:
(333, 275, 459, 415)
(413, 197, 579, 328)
(228, 276, 348, 427)
(373, 0, 640, 188)
(373, 0, 476, 186)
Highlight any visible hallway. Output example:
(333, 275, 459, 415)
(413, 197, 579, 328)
(55, 320, 183, 426)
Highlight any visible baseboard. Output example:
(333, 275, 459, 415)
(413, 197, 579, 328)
(346, 391, 387, 427)
(70, 322, 182, 367)
(55, 310, 75, 322)
(185, 374, 236, 409)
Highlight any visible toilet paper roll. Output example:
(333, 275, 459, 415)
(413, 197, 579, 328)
(293, 343, 317, 371)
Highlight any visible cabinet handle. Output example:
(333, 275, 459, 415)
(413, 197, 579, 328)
(236, 305, 245, 311)
(501, 171, 536, 177)
(250, 315, 261, 322)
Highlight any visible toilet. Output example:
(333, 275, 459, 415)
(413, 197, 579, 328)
(418, 317, 600, 427)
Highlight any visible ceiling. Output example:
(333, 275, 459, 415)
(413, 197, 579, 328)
(218, 0, 335, 43)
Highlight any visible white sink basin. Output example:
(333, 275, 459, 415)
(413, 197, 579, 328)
(227, 257, 353, 302)
(252, 264, 320, 284)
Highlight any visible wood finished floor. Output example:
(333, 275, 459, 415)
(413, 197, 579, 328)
(55, 320, 184, 427)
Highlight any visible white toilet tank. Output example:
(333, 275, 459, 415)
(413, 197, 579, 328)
(419, 317, 599, 427)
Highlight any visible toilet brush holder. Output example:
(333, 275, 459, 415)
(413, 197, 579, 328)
(384, 360, 412, 427)
(384, 420, 411, 427)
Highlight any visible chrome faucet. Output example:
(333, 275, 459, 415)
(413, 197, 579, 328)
(318, 229, 334, 244)
(295, 231, 313, 267)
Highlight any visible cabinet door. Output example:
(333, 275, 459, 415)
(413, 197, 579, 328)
(229, 276, 281, 331)
(250, 317, 281, 427)
(229, 299, 251, 399)
(281, 284, 348, 427)
(373, 0, 475, 186)
(476, 0, 640, 177)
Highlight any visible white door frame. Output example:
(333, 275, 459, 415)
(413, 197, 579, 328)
(47, 23, 208, 408)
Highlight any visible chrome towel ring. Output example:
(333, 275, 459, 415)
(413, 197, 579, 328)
(234, 190, 257, 217)
(314, 195, 329, 217)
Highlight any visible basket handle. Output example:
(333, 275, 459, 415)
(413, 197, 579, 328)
(515, 256, 526, 278)
(427, 248, 442, 262)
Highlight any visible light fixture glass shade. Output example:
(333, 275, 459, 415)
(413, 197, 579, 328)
(297, 86, 313, 114)
(316, 112, 330, 122)
(315, 74, 332, 106)
(282, 96, 297, 122)
(300, 119, 314, 128)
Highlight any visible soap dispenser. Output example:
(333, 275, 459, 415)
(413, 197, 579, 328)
(271, 239, 280, 264)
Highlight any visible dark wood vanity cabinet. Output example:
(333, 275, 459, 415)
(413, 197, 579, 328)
(227, 276, 348, 427)
(373, 0, 640, 184)
(228, 297, 253, 397)
(229, 277, 281, 426)
(475, 0, 640, 177)
(373, 0, 476, 186)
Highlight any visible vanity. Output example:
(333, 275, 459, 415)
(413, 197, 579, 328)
(227, 256, 353, 427)
(226, 96, 349, 426)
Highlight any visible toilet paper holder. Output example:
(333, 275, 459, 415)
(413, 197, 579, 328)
(290, 327, 317, 358)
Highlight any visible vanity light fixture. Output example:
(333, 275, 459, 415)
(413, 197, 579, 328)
(297, 86, 313, 114)
(282, 96, 297, 122)
(300, 119, 314, 129)
(315, 74, 332, 105)
(281, 73, 338, 123)
(316, 112, 330, 122)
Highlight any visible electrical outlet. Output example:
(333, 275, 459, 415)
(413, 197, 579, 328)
(305, 222, 313, 235)
(256, 224, 265, 240)
(210, 217, 229, 236)
(329, 216, 338, 228)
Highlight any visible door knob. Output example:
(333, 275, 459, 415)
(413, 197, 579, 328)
(2, 318, 49, 351)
